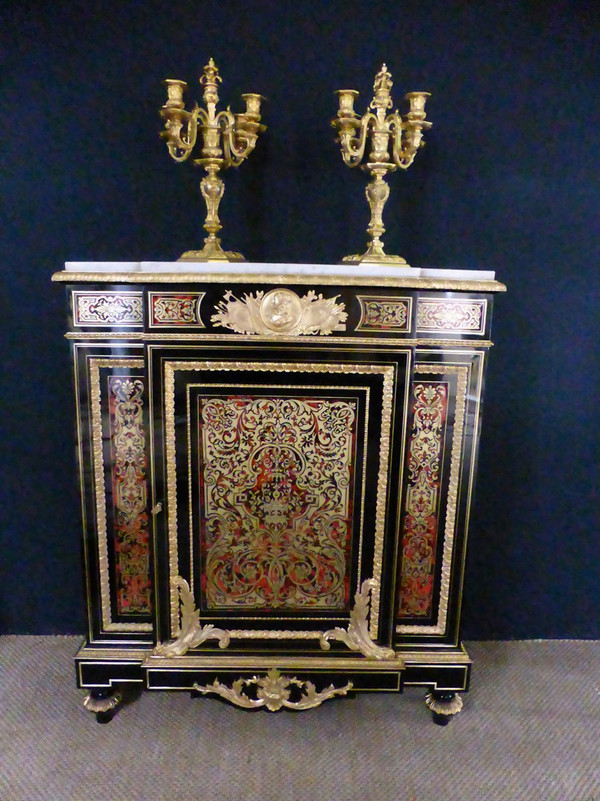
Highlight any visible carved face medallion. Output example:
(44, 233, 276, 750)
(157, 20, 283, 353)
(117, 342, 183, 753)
(259, 289, 303, 332)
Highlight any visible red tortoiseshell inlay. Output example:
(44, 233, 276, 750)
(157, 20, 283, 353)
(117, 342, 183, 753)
(398, 381, 448, 617)
(108, 376, 152, 615)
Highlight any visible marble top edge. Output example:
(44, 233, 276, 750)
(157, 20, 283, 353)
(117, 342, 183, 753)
(63, 261, 496, 281)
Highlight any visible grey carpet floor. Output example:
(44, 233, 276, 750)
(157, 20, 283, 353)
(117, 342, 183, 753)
(0, 637, 598, 801)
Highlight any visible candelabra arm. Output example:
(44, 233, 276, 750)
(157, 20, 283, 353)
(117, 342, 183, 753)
(214, 109, 237, 165)
(338, 113, 377, 167)
(388, 117, 419, 170)
(162, 107, 207, 162)
(216, 110, 257, 167)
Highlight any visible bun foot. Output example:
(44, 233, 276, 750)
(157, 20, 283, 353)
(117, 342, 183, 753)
(425, 690, 463, 725)
(83, 688, 123, 724)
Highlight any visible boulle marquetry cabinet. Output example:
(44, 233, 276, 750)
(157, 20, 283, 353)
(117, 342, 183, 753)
(53, 261, 505, 723)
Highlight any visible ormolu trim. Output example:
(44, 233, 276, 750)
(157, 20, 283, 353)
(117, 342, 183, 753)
(52, 270, 507, 292)
(64, 331, 495, 347)
(193, 668, 353, 711)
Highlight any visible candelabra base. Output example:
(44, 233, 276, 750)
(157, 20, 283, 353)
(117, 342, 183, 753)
(342, 243, 410, 268)
(178, 238, 245, 263)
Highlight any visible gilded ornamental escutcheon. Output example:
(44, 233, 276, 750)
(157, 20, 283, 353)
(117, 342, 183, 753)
(211, 289, 347, 335)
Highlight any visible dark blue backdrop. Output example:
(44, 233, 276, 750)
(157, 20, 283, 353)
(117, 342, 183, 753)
(1, 0, 598, 637)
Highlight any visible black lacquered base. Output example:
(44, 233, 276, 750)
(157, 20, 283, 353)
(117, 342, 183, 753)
(76, 642, 471, 723)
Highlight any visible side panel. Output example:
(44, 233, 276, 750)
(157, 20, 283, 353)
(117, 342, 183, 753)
(72, 337, 154, 645)
(395, 347, 488, 648)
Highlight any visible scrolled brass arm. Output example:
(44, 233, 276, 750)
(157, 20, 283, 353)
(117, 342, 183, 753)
(160, 107, 202, 161)
(335, 113, 378, 168)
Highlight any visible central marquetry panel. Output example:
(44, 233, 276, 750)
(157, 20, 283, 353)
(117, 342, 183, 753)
(197, 394, 357, 610)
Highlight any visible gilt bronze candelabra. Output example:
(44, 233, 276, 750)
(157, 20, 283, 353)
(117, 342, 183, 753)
(332, 64, 431, 266)
(160, 58, 265, 262)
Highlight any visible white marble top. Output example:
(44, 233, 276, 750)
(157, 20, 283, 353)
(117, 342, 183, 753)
(63, 261, 496, 281)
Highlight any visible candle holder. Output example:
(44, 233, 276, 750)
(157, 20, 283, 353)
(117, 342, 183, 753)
(160, 58, 265, 262)
(332, 64, 431, 266)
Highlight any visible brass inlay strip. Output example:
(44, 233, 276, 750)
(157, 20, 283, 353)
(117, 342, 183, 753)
(78, 643, 468, 668)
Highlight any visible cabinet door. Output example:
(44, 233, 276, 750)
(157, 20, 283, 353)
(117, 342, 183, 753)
(148, 342, 411, 657)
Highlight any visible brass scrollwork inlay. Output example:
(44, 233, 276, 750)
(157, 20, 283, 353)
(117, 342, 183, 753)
(89, 358, 152, 633)
(397, 364, 470, 636)
(193, 668, 352, 711)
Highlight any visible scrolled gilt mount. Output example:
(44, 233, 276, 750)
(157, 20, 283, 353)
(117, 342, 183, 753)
(332, 63, 431, 266)
(160, 58, 265, 262)
(154, 577, 397, 662)
(194, 669, 353, 712)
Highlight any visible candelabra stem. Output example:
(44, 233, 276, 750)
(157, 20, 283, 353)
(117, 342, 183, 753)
(342, 165, 408, 265)
(365, 167, 390, 255)
(179, 163, 244, 262)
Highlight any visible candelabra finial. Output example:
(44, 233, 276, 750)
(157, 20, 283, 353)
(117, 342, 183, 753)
(332, 64, 431, 266)
(160, 59, 265, 262)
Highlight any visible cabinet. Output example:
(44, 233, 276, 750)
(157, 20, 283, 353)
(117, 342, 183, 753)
(53, 262, 505, 722)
